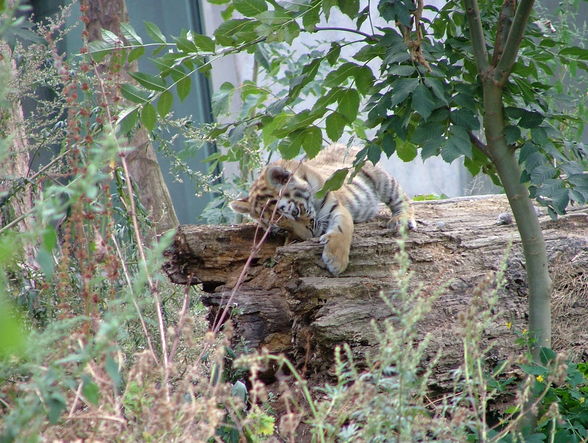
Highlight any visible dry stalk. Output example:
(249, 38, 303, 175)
(110, 233, 159, 364)
(168, 283, 192, 362)
(91, 62, 170, 400)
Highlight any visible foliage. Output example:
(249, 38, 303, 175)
(515, 353, 588, 442)
(96, 0, 588, 218)
(0, 4, 267, 441)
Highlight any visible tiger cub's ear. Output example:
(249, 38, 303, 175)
(229, 197, 250, 214)
(266, 165, 292, 187)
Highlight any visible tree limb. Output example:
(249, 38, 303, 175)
(494, 0, 535, 86)
(468, 132, 490, 157)
(491, 0, 517, 66)
(463, 0, 489, 73)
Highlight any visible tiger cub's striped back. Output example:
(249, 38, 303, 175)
(230, 144, 416, 274)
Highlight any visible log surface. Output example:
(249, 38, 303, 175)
(164, 195, 588, 387)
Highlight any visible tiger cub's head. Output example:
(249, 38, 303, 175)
(230, 164, 316, 240)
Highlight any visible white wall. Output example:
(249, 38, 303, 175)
(200, 2, 497, 198)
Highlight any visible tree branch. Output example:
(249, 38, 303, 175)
(491, 0, 517, 66)
(468, 132, 490, 157)
(314, 27, 376, 41)
(494, 0, 535, 86)
(463, 0, 489, 73)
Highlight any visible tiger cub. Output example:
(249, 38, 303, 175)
(230, 144, 416, 275)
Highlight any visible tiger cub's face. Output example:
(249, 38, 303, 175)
(230, 165, 316, 240)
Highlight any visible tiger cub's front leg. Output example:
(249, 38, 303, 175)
(319, 205, 353, 275)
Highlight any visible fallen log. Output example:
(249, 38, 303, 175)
(163, 195, 588, 388)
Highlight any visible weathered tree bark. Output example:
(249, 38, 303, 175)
(0, 21, 37, 267)
(84, 0, 179, 235)
(164, 195, 588, 389)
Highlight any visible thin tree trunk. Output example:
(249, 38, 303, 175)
(482, 83, 552, 351)
(464, 0, 547, 430)
(463, 0, 550, 356)
(0, 33, 38, 267)
(83, 0, 179, 236)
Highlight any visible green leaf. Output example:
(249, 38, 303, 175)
(353, 44, 386, 62)
(530, 126, 548, 146)
(82, 376, 100, 406)
(354, 66, 375, 95)
(452, 91, 476, 110)
(212, 81, 234, 116)
(519, 110, 544, 129)
(101, 29, 122, 46)
(424, 77, 449, 105)
(396, 139, 417, 162)
(272, 110, 323, 137)
(538, 347, 557, 365)
(519, 363, 548, 376)
(144, 21, 167, 43)
(367, 143, 382, 164)
(129, 72, 167, 92)
(558, 46, 588, 60)
(289, 58, 321, 99)
(120, 22, 143, 45)
(412, 121, 445, 145)
(42, 226, 57, 251)
(300, 127, 323, 158)
(338, 0, 359, 18)
(231, 380, 248, 402)
(192, 33, 215, 52)
(443, 126, 472, 162)
(303, 1, 320, 31)
(214, 19, 256, 46)
(36, 249, 54, 278)
(262, 113, 289, 145)
(234, 0, 267, 17)
(177, 75, 192, 101)
(325, 62, 361, 88)
(120, 84, 150, 104)
(105, 355, 122, 390)
(47, 392, 66, 424)
(0, 297, 27, 358)
(411, 84, 436, 120)
(504, 125, 521, 145)
(518, 141, 537, 164)
(530, 164, 557, 184)
(157, 90, 173, 117)
(278, 139, 301, 159)
(87, 40, 111, 62)
(326, 112, 346, 141)
(450, 109, 480, 131)
(381, 133, 396, 156)
(389, 78, 419, 107)
(388, 65, 415, 76)
(256, 9, 291, 25)
(337, 88, 360, 123)
(141, 103, 157, 131)
(117, 107, 140, 134)
(128, 46, 145, 63)
(266, 20, 300, 44)
(569, 173, 588, 195)
(327, 42, 341, 65)
(316, 168, 349, 198)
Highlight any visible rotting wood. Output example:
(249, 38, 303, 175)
(163, 195, 588, 388)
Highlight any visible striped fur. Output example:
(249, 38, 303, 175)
(230, 144, 416, 275)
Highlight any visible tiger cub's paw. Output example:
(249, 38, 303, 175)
(319, 232, 350, 275)
(387, 216, 418, 233)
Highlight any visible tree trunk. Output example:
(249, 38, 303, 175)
(83, 0, 179, 235)
(164, 195, 588, 389)
(0, 36, 37, 267)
